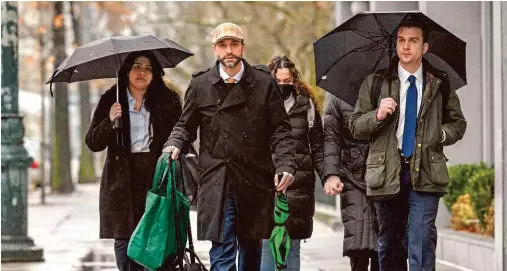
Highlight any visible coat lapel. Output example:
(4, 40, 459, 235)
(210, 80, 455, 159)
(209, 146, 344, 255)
(220, 82, 247, 109)
(216, 60, 255, 110)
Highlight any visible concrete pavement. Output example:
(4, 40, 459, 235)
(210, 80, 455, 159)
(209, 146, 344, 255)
(1, 182, 462, 271)
(2, 183, 100, 271)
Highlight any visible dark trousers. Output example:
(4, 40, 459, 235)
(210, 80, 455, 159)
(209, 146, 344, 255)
(350, 254, 379, 271)
(114, 239, 146, 271)
(114, 153, 174, 271)
(209, 195, 262, 271)
(375, 164, 440, 271)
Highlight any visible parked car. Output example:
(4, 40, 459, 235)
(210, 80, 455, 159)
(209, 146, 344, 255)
(23, 138, 47, 190)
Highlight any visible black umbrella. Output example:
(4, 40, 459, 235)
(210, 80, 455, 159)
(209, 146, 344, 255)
(47, 34, 193, 130)
(47, 34, 193, 96)
(313, 11, 466, 106)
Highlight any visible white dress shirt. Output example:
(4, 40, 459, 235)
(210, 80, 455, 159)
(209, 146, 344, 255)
(127, 88, 152, 153)
(219, 61, 245, 83)
(396, 62, 423, 150)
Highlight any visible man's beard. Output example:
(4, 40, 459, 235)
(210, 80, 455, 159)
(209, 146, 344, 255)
(218, 55, 242, 68)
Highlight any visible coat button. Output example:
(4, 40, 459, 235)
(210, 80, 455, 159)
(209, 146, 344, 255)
(216, 181, 220, 186)
(243, 132, 248, 138)
(225, 158, 230, 163)
(115, 156, 119, 161)
(223, 133, 229, 138)
(244, 108, 250, 113)
(417, 144, 422, 148)
(416, 168, 420, 172)
(378, 157, 382, 162)
(217, 98, 221, 103)
(244, 157, 248, 163)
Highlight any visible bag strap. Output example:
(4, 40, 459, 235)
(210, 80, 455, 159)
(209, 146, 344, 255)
(183, 248, 209, 270)
(153, 154, 170, 190)
(177, 157, 198, 264)
(370, 71, 384, 108)
(167, 159, 177, 200)
(307, 99, 315, 129)
(168, 158, 185, 271)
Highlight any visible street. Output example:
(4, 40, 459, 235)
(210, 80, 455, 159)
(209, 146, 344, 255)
(0, 183, 462, 271)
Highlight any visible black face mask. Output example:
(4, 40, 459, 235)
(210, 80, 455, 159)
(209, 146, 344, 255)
(278, 84, 295, 100)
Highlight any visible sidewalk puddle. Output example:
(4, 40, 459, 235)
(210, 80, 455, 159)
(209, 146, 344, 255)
(79, 249, 116, 271)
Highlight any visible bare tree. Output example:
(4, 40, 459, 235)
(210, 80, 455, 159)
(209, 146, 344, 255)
(50, 1, 74, 193)
(131, 1, 334, 108)
(71, 2, 96, 184)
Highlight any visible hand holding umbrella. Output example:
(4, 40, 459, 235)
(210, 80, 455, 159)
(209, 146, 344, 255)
(47, 34, 193, 133)
(313, 11, 467, 107)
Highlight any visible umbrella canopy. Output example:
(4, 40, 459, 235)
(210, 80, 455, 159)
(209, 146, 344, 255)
(313, 11, 467, 106)
(269, 193, 291, 271)
(47, 35, 193, 85)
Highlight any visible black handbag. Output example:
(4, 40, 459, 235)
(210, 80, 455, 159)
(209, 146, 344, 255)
(176, 144, 199, 206)
(168, 155, 207, 271)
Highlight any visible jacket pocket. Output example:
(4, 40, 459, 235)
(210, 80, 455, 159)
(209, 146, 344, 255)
(365, 151, 386, 190)
(428, 150, 450, 186)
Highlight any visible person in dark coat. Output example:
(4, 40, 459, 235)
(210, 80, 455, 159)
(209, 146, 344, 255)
(163, 23, 297, 271)
(323, 96, 379, 271)
(259, 55, 325, 271)
(85, 50, 182, 271)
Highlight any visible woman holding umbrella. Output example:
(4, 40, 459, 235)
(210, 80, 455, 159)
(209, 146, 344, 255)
(85, 50, 182, 271)
(261, 56, 325, 271)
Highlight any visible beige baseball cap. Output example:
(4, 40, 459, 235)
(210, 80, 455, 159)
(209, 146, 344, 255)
(211, 22, 245, 44)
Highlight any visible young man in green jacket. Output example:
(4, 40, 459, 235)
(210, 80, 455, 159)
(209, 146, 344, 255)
(350, 21, 467, 271)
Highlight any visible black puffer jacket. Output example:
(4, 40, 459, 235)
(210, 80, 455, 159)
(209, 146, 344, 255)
(323, 96, 378, 256)
(283, 94, 325, 239)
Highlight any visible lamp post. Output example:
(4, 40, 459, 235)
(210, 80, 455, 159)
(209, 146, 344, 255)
(1, 1, 44, 262)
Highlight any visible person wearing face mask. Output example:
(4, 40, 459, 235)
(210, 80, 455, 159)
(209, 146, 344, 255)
(260, 55, 325, 271)
(163, 23, 297, 271)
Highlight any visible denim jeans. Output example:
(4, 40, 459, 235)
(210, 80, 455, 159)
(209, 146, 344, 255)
(260, 239, 301, 271)
(209, 195, 262, 271)
(375, 164, 440, 271)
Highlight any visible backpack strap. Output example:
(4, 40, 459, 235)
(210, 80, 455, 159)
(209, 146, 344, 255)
(439, 73, 450, 109)
(307, 98, 315, 129)
(370, 70, 385, 108)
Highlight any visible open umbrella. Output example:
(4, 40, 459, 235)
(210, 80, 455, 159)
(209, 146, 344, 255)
(48, 36, 192, 85)
(46, 34, 193, 129)
(269, 192, 291, 271)
(313, 11, 466, 106)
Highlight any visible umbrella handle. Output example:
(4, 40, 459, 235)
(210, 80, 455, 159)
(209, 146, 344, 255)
(113, 117, 121, 129)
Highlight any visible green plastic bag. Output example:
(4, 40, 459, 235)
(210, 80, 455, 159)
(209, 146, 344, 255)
(127, 153, 190, 270)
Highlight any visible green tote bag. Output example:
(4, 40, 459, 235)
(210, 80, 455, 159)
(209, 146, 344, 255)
(127, 153, 190, 270)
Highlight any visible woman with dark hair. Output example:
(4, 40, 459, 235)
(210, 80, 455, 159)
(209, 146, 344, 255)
(85, 50, 182, 271)
(260, 55, 325, 271)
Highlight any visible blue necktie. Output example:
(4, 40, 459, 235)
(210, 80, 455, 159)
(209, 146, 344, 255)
(402, 75, 418, 158)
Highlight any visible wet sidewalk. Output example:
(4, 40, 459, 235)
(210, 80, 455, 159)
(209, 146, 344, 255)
(1, 182, 462, 271)
(2, 183, 100, 271)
